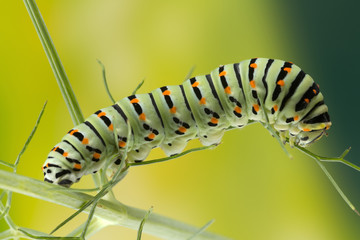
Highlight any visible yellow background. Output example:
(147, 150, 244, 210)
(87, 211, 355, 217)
(1, 0, 360, 239)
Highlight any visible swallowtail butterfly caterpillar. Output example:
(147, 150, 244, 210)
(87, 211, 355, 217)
(42, 58, 331, 187)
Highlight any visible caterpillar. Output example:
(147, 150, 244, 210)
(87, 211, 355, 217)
(42, 58, 331, 187)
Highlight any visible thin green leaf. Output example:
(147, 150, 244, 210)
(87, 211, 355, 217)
(0, 191, 6, 201)
(0, 102, 48, 225)
(23, 0, 104, 189)
(50, 187, 107, 234)
(137, 206, 153, 240)
(0, 205, 10, 220)
(129, 145, 216, 167)
(0, 200, 17, 230)
(294, 145, 360, 215)
(67, 217, 108, 238)
(0, 160, 14, 169)
(19, 227, 80, 240)
(23, 0, 84, 125)
(14, 101, 47, 172)
(184, 65, 196, 81)
(132, 79, 145, 95)
(0, 229, 15, 240)
(80, 202, 98, 239)
(187, 219, 215, 240)
(97, 59, 116, 104)
(314, 159, 360, 216)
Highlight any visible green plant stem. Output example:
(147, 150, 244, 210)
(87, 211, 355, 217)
(0, 201, 17, 230)
(97, 59, 116, 104)
(23, 0, 105, 188)
(129, 145, 215, 167)
(23, 0, 83, 125)
(0, 169, 229, 240)
(294, 145, 360, 215)
(0, 230, 18, 240)
(137, 206, 153, 240)
(67, 217, 107, 238)
(296, 146, 360, 172)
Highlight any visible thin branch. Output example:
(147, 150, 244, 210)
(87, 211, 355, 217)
(129, 145, 216, 167)
(137, 206, 153, 240)
(187, 219, 215, 240)
(23, 0, 84, 125)
(97, 59, 116, 104)
(132, 79, 145, 95)
(0, 170, 227, 240)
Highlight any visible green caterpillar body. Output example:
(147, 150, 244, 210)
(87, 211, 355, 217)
(42, 58, 331, 187)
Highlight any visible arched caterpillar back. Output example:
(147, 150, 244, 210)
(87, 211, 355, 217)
(42, 58, 331, 187)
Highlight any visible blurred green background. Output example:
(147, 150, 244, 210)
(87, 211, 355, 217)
(1, 0, 360, 239)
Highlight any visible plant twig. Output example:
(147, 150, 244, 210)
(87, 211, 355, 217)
(0, 169, 229, 240)
(132, 79, 145, 95)
(23, 0, 84, 125)
(97, 59, 116, 104)
(294, 145, 359, 215)
(137, 206, 153, 240)
(129, 145, 216, 167)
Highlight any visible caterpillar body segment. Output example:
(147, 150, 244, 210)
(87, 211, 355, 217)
(42, 58, 331, 187)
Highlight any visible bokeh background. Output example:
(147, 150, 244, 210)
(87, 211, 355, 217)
(1, 0, 360, 239)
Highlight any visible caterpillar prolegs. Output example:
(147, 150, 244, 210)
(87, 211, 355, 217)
(42, 58, 331, 187)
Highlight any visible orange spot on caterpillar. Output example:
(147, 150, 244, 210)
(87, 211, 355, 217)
(224, 86, 231, 94)
(192, 82, 199, 87)
(53, 146, 59, 152)
(277, 80, 285, 86)
(41, 166, 44, 170)
(313, 89, 317, 94)
(250, 80, 256, 88)
(250, 63, 257, 68)
(82, 138, 89, 144)
(63, 152, 68, 157)
(130, 98, 139, 104)
(253, 104, 260, 112)
(74, 163, 81, 170)
(273, 105, 278, 112)
(97, 111, 106, 117)
(46, 163, 49, 168)
(304, 98, 310, 103)
(178, 126, 187, 133)
(162, 90, 171, 95)
(93, 153, 101, 159)
(169, 106, 177, 114)
(148, 133, 155, 140)
(234, 106, 242, 113)
(294, 115, 299, 121)
(108, 123, 113, 131)
(219, 71, 227, 77)
(199, 97, 206, 105)
(69, 129, 78, 135)
(118, 141, 126, 148)
(139, 113, 146, 121)
(210, 117, 218, 124)
(283, 67, 292, 73)
(303, 128, 311, 132)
